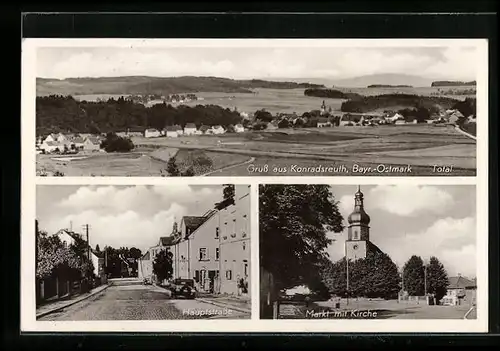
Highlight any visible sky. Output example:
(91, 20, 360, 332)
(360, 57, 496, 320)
(36, 185, 225, 254)
(327, 184, 477, 278)
(37, 45, 477, 81)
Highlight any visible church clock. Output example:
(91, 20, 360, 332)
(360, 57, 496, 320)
(345, 186, 370, 261)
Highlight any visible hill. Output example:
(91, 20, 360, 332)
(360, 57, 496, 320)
(36, 76, 325, 96)
(431, 80, 476, 87)
(331, 74, 433, 88)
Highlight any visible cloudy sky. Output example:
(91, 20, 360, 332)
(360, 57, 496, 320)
(37, 45, 477, 81)
(327, 184, 476, 278)
(36, 185, 225, 254)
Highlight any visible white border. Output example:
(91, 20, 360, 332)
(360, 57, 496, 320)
(21, 38, 489, 333)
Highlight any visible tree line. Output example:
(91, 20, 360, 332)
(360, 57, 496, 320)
(36, 95, 243, 136)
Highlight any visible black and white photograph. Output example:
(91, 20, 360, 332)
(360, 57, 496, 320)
(259, 184, 482, 323)
(29, 39, 482, 177)
(34, 184, 251, 321)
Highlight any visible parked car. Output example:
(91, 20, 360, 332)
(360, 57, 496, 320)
(168, 278, 197, 299)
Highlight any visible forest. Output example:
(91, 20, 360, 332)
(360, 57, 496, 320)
(304, 88, 361, 100)
(36, 95, 243, 135)
(431, 80, 477, 87)
(340, 93, 475, 116)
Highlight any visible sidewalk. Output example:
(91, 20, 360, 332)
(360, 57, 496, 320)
(196, 295, 251, 314)
(36, 284, 110, 319)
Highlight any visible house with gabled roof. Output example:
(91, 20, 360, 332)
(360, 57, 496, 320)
(234, 124, 245, 133)
(441, 275, 477, 306)
(184, 123, 197, 135)
(163, 126, 179, 138)
(144, 128, 161, 138)
(316, 117, 332, 128)
(83, 137, 101, 151)
(173, 124, 184, 136)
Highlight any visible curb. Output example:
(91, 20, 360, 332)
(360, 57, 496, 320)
(196, 297, 251, 314)
(36, 284, 110, 319)
(464, 306, 475, 319)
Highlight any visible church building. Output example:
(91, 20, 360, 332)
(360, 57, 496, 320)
(345, 186, 382, 261)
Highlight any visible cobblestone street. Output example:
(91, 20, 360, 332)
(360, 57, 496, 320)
(39, 280, 249, 321)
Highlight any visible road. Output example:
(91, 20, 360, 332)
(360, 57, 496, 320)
(39, 279, 249, 321)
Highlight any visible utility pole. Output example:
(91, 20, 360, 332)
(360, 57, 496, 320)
(424, 261, 427, 296)
(82, 224, 91, 262)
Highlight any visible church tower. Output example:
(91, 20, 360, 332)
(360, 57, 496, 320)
(345, 186, 371, 261)
(320, 100, 327, 115)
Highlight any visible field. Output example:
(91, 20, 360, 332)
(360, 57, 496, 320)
(125, 123, 475, 177)
(36, 124, 475, 177)
(71, 87, 473, 116)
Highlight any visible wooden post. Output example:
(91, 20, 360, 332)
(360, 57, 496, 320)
(40, 280, 45, 300)
(56, 276, 60, 297)
(67, 281, 70, 296)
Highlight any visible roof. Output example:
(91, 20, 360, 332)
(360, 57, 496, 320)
(56, 229, 82, 241)
(140, 251, 151, 260)
(164, 126, 178, 132)
(159, 236, 176, 246)
(185, 123, 196, 128)
(44, 141, 59, 146)
(341, 114, 364, 122)
(199, 125, 210, 132)
(235, 124, 244, 128)
(85, 137, 101, 145)
(448, 276, 476, 289)
(173, 125, 183, 130)
(182, 216, 208, 237)
(317, 117, 330, 123)
(91, 250, 104, 258)
(212, 125, 223, 129)
(145, 128, 159, 132)
(72, 137, 85, 144)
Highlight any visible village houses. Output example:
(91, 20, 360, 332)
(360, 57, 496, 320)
(183, 123, 197, 135)
(163, 126, 179, 138)
(138, 185, 251, 297)
(234, 124, 245, 133)
(144, 128, 161, 138)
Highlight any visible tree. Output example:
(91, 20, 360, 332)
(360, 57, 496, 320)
(101, 133, 134, 153)
(259, 185, 344, 292)
(293, 118, 305, 128)
(153, 249, 174, 284)
(166, 156, 180, 176)
(403, 255, 425, 296)
(278, 119, 290, 128)
(321, 247, 400, 299)
(426, 256, 449, 302)
(254, 109, 273, 123)
(181, 166, 195, 177)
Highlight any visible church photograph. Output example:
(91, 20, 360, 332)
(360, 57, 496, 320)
(259, 184, 478, 320)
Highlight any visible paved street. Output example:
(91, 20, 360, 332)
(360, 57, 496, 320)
(38, 279, 250, 321)
(313, 299, 475, 319)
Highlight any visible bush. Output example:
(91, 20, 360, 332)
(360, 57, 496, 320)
(101, 133, 134, 152)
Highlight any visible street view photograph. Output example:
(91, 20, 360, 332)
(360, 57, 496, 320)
(259, 184, 478, 321)
(33, 40, 478, 177)
(34, 184, 251, 320)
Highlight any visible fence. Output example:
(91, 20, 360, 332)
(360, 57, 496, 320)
(36, 275, 102, 306)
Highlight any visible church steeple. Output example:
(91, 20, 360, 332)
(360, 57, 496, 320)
(172, 217, 179, 236)
(347, 186, 370, 241)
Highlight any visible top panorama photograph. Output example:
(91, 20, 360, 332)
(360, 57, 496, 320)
(34, 42, 478, 177)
